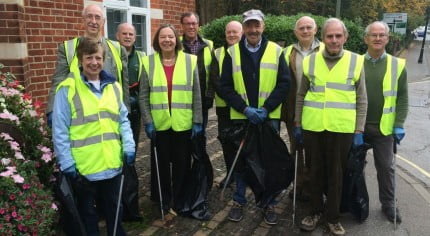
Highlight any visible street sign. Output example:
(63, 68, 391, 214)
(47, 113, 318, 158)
(383, 13, 408, 35)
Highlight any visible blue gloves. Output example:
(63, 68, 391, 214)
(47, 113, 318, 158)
(145, 122, 156, 140)
(63, 164, 77, 179)
(47, 112, 53, 128)
(352, 133, 364, 148)
(244, 107, 260, 124)
(191, 123, 203, 139)
(256, 108, 268, 122)
(293, 126, 303, 144)
(124, 151, 136, 166)
(393, 127, 405, 144)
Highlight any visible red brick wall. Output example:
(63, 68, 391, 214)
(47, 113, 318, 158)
(0, 0, 194, 112)
(150, 0, 196, 43)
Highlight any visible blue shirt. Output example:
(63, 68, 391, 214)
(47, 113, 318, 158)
(52, 70, 135, 181)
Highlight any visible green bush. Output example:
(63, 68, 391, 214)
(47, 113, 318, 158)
(200, 13, 367, 53)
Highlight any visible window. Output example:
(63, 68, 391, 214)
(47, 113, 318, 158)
(104, 0, 150, 53)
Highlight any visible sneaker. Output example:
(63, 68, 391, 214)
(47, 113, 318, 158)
(228, 202, 243, 222)
(300, 213, 321, 231)
(382, 206, 402, 223)
(327, 222, 345, 236)
(263, 205, 278, 225)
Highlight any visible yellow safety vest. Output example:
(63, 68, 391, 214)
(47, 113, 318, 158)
(142, 51, 197, 131)
(56, 73, 123, 175)
(136, 50, 146, 80)
(64, 38, 123, 85)
(302, 50, 364, 133)
(214, 46, 227, 107)
(180, 36, 213, 91)
(378, 54, 406, 135)
(283, 42, 325, 65)
(228, 41, 282, 119)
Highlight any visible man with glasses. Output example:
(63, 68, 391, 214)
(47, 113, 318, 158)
(47, 4, 129, 125)
(180, 12, 214, 132)
(363, 21, 408, 224)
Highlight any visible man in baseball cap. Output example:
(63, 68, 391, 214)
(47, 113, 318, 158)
(219, 9, 290, 225)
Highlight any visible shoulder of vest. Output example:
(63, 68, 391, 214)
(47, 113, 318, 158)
(202, 38, 214, 51)
(106, 39, 121, 53)
(136, 50, 146, 57)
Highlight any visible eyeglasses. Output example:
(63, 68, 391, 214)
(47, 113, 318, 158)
(182, 22, 198, 27)
(84, 14, 103, 21)
(368, 33, 388, 39)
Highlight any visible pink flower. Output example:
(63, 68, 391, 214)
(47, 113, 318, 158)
(23, 93, 32, 101)
(14, 151, 24, 160)
(11, 174, 24, 183)
(22, 183, 30, 190)
(0, 166, 16, 177)
(51, 203, 58, 211)
(11, 211, 17, 218)
(41, 153, 52, 163)
(9, 194, 15, 200)
(0, 110, 20, 125)
(0, 132, 13, 141)
(17, 223, 24, 231)
(0, 208, 5, 214)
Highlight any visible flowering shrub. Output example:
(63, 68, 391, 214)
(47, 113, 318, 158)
(0, 64, 58, 234)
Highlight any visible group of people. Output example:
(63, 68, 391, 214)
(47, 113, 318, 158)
(49, 4, 408, 236)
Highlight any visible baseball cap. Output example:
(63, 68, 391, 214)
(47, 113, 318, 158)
(242, 9, 264, 23)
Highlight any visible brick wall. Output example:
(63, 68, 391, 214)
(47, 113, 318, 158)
(0, 0, 194, 112)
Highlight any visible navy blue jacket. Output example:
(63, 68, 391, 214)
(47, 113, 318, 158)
(219, 35, 290, 117)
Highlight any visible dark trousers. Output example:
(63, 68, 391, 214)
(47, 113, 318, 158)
(216, 107, 235, 174)
(129, 106, 141, 152)
(364, 124, 396, 208)
(304, 130, 352, 223)
(285, 120, 310, 195)
(76, 174, 125, 236)
(150, 129, 192, 211)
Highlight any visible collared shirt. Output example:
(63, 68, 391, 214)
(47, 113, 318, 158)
(52, 70, 135, 181)
(365, 51, 387, 63)
(245, 37, 262, 53)
(183, 38, 201, 55)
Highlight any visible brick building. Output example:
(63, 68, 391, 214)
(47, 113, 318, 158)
(0, 0, 195, 111)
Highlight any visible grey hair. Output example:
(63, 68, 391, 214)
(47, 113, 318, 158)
(321, 18, 348, 38)
(295, 16, 317, 30)
(365, 21, 390, 35)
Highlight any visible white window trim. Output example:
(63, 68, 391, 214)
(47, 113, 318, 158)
(103, 0, 151, 53)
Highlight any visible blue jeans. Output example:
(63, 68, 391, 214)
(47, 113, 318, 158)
(232, 172, 277, 207)
(75, 174, 126, 236)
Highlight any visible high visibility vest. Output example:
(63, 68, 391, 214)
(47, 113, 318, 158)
(136, 50, 146, 80)
(378, 54, 406, 135)
(56, 73, 123, 175)
(283, 42, 325, 65)
(214, 46, 227, 107)
(64, 38, 123, 85)
(180, 36, 213, 90)
(228, 41, 282, 119)
(142, 51, 197, 131)
(302, 50, 364, 133)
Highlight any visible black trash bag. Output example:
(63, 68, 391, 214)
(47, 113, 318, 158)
(121, 164, 142, 221)
(340, 143, 372, 223)
(54, 172, 87, 236)
(176, 134, 213, 220)
(240, 122, 294, 208)
(219, 122, 248, 149)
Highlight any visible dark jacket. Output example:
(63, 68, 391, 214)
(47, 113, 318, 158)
(219, 35, 290, 116)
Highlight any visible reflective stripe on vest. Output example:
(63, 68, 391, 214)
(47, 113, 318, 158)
(56, 73, 123, 175)
(379, 54, 405, 135)
(228, 41, 282, 119)
(302, 50, 364, 133)
(64, 38, 123, 85)
(283, 45, 293, 65)
(136, 50, 146, 80)
(214, 47, 227, 107)
(142, 51, 196, 131)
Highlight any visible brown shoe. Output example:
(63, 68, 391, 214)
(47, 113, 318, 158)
(300, 213, 321, 231)
(328, 222, 345, 236)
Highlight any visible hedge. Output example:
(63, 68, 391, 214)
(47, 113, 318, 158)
(200, 13, 368, 54)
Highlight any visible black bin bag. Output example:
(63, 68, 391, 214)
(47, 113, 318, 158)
(176, 134, 213, 220)
(340, 143, 372, 223)
(122, 163, 142, 221)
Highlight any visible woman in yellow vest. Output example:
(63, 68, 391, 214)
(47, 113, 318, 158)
(52, 37, 135, 235)
(139, 24, 203, 215)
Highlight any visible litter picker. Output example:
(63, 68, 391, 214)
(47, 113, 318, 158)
(154, 144, 165, 220)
